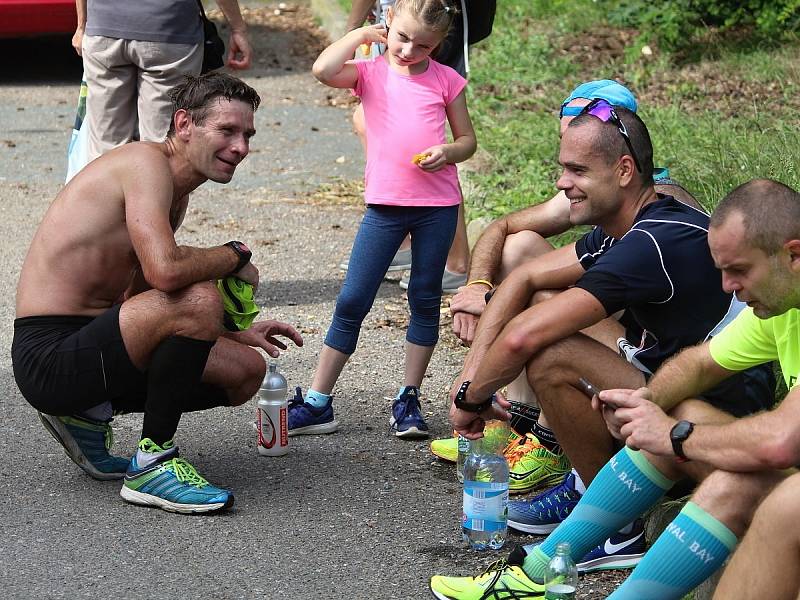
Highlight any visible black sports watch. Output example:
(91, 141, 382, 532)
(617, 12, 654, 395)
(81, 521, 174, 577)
(224, 240, 252, 274)
(670, 420, 695, 463)
(454, 380, 495, 413)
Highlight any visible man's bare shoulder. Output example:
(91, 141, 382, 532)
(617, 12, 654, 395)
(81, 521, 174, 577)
(110, 141, 172, 172)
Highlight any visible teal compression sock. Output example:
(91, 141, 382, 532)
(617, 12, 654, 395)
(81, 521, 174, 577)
(523, 447, 675, 581)
(306, 389, 332, 409)
(608, 502, 736, 599)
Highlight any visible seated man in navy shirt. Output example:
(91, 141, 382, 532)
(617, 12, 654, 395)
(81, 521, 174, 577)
(439, 101, 773, 580)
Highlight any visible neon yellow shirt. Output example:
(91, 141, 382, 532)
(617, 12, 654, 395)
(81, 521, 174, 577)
(709, 307, 800, 390)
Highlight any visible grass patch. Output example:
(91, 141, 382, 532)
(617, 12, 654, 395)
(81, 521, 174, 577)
(465, 0, 800, 223)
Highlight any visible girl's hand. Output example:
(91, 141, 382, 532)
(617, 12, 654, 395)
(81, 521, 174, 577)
(416, 145, 449, 172)
(360, 23, 388, 45)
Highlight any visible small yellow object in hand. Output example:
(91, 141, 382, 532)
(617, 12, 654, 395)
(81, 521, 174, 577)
(412, 153, 430, 165)
(360, 43, 371, 56)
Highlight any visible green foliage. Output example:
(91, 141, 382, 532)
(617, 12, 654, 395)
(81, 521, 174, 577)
(605, 0, 800, 50)
(462, 0, 800, 233)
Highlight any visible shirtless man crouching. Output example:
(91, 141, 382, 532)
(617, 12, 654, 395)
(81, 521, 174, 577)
(12, 73, 302, 514)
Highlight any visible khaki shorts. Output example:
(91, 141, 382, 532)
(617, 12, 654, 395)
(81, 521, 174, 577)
(81, 35, 203, 161)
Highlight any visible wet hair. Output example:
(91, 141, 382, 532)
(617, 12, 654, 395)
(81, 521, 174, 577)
(394, 0, 458, 33)
(166, 72, 261, 137)
(568, 107, 655, 185)
(710, 179, 800, 255)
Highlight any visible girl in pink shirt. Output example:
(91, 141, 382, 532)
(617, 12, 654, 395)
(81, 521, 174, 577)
(289, 0, 477, 439)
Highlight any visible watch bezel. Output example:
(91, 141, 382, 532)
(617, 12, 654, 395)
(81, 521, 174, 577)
(670, 419, 695, 462)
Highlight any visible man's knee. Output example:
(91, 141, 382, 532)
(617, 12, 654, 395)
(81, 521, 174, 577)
(229, 348, 265, 406)
(500, 230, 553, 280)
(174, 281, 224, 324)
(693, 470, 781, 535)
(755, 473, 800, 527)
(526, 340, 575, 399)
(669, 398, 734, 425)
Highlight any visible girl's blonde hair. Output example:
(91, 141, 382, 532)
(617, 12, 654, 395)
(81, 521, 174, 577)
(394, 0, 458, 33)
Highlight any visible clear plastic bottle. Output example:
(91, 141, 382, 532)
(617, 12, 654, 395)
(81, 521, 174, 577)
(257, 361, 289, 456)
(456, 435, 469, 483)
(462, 436, 509, 550)
(544, 542, 579, 599)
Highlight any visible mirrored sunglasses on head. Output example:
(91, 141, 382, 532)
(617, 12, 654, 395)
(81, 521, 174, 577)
(578, 98, 643, 173)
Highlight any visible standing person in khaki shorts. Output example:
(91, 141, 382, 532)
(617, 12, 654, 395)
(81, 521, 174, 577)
(72, 0, 252, 162)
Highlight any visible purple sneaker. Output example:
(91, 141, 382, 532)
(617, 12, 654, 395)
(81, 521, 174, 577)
(390, 386, 429, 439)
(288, 387, 339, 436)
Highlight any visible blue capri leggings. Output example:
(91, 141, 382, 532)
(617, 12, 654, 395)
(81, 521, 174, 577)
(325, 204, 458, 354)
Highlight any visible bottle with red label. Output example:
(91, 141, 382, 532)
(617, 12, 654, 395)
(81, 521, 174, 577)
(257, 360, 289, 456)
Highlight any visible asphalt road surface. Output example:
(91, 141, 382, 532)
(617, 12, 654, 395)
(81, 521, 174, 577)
(0, 3, 625, 598)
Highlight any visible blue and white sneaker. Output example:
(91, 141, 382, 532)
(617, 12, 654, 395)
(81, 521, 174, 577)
(121, 438, 233, 514)
(390, 386, 429, 439)
(288, 387, 339, 436)
(38, 412, 130, 480)
(576, 518, 646, 572)
(508, 471, 582, 534)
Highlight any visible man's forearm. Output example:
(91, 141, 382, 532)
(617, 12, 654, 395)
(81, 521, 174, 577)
(75, 0, 86, 27)
(461, 268, 538, 375)
(215, 0, 247, 31)
(346, 0, 375, 31)
(649, 345, 732, 411)
(144, 244, 242, 292)
(467, 220, 508, 285)
(683, 409, 799, 471)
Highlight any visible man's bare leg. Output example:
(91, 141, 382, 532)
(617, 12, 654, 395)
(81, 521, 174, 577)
(527, 332, 646, 483)
(602, 402, 785, 599)
(713, 472, 800, 600)
(120, 281, 265, 399)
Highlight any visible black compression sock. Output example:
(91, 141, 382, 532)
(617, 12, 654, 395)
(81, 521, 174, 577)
(531, 420, 563, 453)
(142, 336, 215, 446)
(509, 401, 540, 436)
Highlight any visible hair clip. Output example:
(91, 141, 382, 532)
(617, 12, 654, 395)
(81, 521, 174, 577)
(443, 5, 451, 12)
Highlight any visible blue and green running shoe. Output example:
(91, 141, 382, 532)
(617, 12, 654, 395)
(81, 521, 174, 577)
(121, 438, 233, 514)
(430, 546, 545, 599)
(508, 472, 582, 534)
(38, 412, 130, 480)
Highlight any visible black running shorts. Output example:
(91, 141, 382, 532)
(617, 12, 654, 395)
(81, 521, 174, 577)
(12, 305, 147, 415)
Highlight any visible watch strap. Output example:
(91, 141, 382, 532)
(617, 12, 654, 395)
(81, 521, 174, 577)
(224, 240, 251, 274)
(454, 380, 494, 413)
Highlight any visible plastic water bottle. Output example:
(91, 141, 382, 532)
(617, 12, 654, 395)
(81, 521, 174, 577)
(257, 361, 289, 456)
(544, 542, 578, 599)
(456, 435, 469, 483)
(462, 436, 509, 550)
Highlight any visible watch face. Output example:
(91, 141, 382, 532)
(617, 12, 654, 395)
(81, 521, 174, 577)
(672, 420, 693, 439)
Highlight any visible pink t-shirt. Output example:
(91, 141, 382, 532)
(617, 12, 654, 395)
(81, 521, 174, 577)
(354, 56, 467, 207)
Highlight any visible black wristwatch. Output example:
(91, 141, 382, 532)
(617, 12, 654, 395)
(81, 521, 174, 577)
(454, 380, 495, 413)
(670, 420, 695, 463)
(224, 241, 252, 274)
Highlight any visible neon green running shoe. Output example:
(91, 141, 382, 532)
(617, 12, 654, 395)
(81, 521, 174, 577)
(430, 549, 545, 599)
(121, 438, 233, 514)
(431, 427, 522, 463)
(431, 435, 459, 462)
(503, 433, 570, 495)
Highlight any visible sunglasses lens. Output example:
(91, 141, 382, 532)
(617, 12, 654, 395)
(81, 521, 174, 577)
(586, 103, 613, 122)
